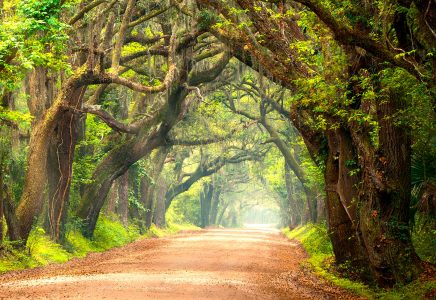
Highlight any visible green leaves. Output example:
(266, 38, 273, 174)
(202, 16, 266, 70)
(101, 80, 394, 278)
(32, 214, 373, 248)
(0, 0, 69, 92)
(0, 107, 33, 129)
(20, 0, 62, 18)
(198, 9, 219, 30)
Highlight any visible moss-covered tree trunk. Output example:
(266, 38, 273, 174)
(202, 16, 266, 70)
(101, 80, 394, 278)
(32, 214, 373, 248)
(284, 163, 300, 228)
(142, 148, 168, 229)
(139, 177, 151, 229)
(46, 87, 84, 243)
(77, 129, 165, 237)
(324, 128, 368, 270)
(209, 186, 221, 226)
(200, 182, 214, 228)
(15, 69, 89, 242)
(153, 177, 168, 228)
(106, 182, 118, 215)
(0, 163, 4, 243)
(117, 172, 129, 227)
(352, 93, 421, 286)
(76, 83, 188, 238)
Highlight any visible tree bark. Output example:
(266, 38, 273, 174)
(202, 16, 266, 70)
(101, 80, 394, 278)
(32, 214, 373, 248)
(352, 92, 421, 286)
(141, 148, 168, 229)
(77, 128, 165, 237)
(209, 186, 221, 226)
(200, 183, 214, 228)
(46, 88, 84, 243)
(106, 182, 118, 215)
(15, 69, 90, 242)
(117, 172, 129, 227)
(26, 66, 56, 122)
(284, 163, 299, 228)
(153, 178, 167, 227)
(324, 128, 367, 268)
(216, 201, 230, 226)
(0, 163, 4, 243)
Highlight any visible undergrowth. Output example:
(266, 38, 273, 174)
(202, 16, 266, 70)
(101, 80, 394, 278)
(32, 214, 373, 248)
(0, 214, 198, 274)
(282, 224, 436, 300)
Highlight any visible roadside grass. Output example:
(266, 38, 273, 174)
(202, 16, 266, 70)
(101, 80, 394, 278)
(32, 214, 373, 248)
(146, 222, 199, 238)
(282, 224, 436, 300)
(0, 214, 199, 274)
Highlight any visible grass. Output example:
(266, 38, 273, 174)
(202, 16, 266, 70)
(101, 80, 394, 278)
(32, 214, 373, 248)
(282, 223, 436, 300)
(146, 222, 199, 238)
(0, 228, 72, 273)
(145, 211, 200, 238)
(0, 214, 199, 274)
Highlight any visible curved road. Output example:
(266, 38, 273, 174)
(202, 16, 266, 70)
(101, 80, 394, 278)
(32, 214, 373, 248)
(0, 228, 362, 299)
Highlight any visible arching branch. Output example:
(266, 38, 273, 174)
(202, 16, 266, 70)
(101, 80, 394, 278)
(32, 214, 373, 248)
(68, 0, 106, 25)
(291, 0, 422, 78)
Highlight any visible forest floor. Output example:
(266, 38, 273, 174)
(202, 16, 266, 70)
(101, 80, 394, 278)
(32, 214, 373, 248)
(0, 227, 364, 299)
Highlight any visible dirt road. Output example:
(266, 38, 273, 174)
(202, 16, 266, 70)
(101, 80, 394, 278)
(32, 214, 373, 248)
(0, 228, 363, 299)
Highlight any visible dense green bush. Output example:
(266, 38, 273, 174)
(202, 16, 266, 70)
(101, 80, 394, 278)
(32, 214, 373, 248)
(1, 215, 140, 273)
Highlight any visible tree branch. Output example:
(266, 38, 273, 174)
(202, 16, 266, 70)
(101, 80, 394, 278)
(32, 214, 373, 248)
(292, 0, 422, 78)
(167, 121, 257, 146)
(128, 5, 170, 27)
(80, 105, 141, 134)
(69, 0, 107, 25)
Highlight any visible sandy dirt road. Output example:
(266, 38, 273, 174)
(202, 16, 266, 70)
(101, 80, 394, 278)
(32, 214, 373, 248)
(0, 228, 363, 299)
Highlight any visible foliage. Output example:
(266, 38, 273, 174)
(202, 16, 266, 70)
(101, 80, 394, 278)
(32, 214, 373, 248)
(168, 182, 202, 226)
(0, 0, 69, 91)
(411, 214, 436, 264)
(0, 227, 71, 273)
(91, 216, 140, 250)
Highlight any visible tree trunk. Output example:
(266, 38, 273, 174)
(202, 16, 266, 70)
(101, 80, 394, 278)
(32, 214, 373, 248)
(262, 119, 318, 223)
(153, 178, 167, 227)
(139, 177, 151, 230)
(316, 194, 326, 222)
(0, 180, 20, 242)
(46, 91, 84, 243)
(26, 65, 77, 243)
(304, 187, 317, 223)
(26, 66, 56, 122)
(324, 128, 369, 274)
(15, 70, 88, 242)
(142, 148, 168, 229)
(106, 181, 118, 215)
(117, 172, 129, 227)
(200, 183, 214, 228)
(284, 163, 298, 228)
(352, 93, 421, 286)
(209, 187, 221, 226)
(77, 77, 192, 237)
(77, 129, 164, 237)
(217, 201, 230, 226)
(0, 164, 4, 243)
